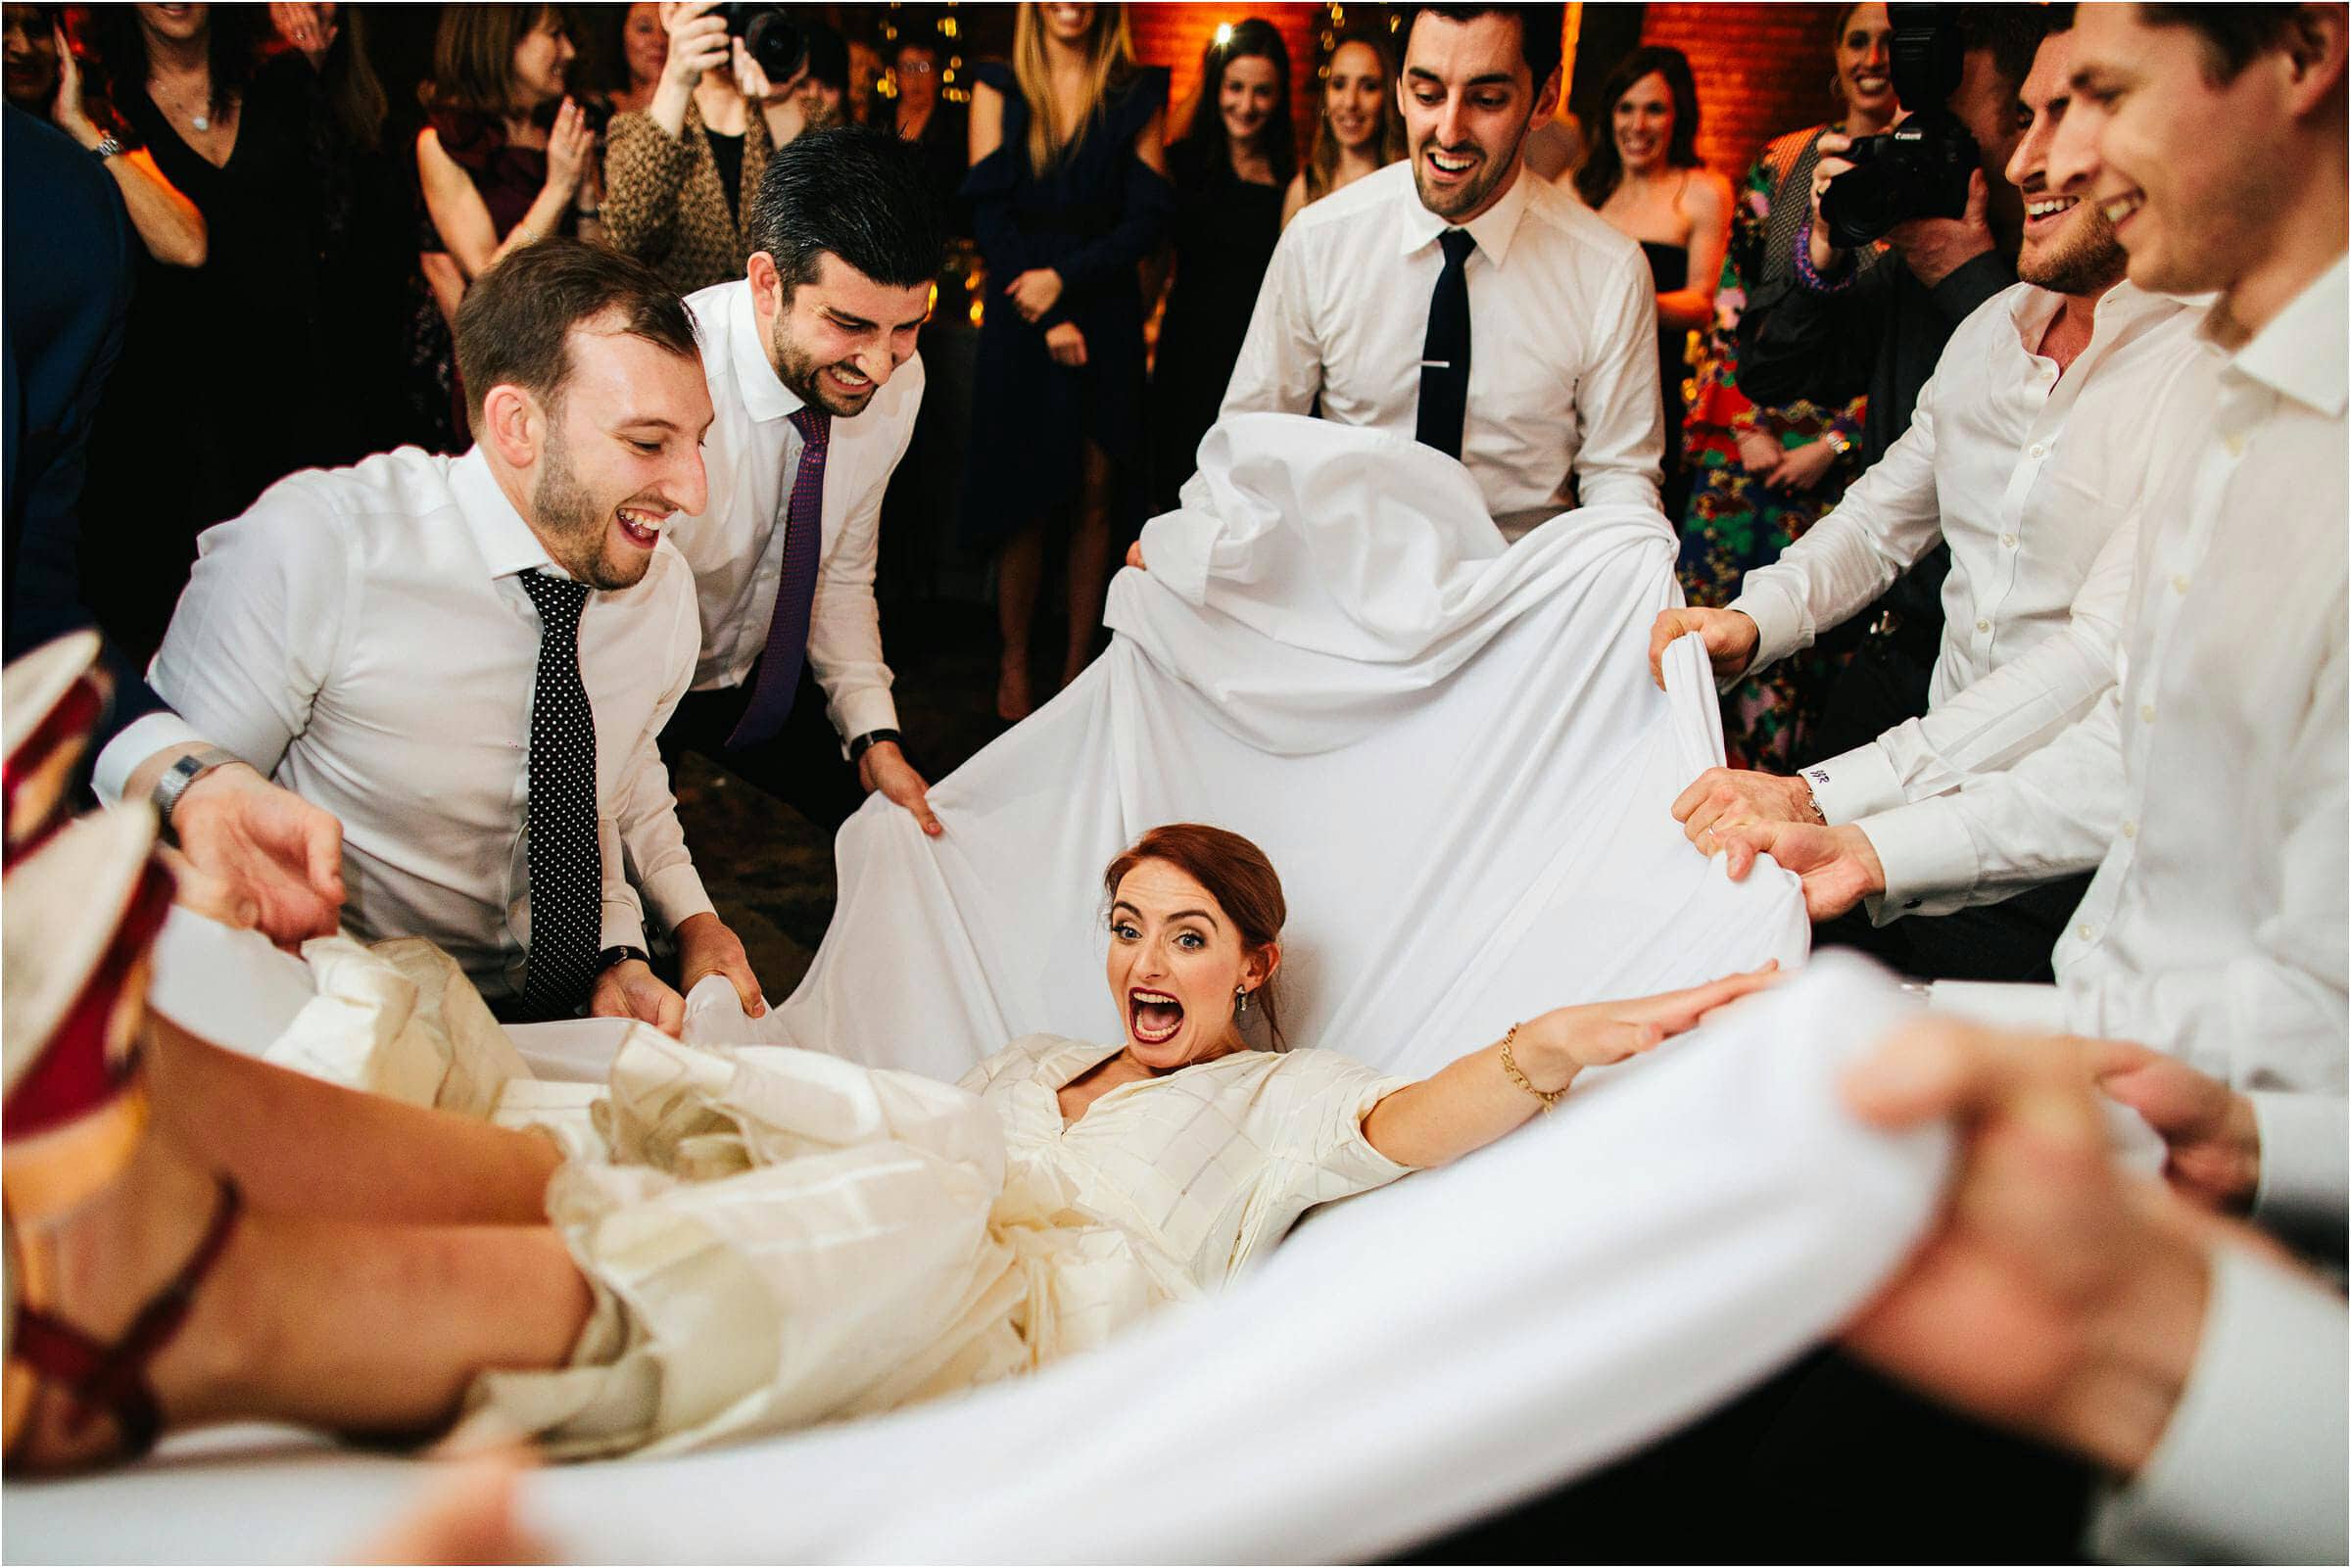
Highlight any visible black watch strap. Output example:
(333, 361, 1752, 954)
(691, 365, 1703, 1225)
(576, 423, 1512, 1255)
(596, 944, 650, 974)
(847, 728, 901, 765)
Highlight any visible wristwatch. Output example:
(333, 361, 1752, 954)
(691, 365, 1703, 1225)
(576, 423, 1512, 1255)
(847, 728, 901, 766)
(151, 746, 240, 842)
(1822, 429, 1855, 458)
(596, 944, 651, 974)
(89, 132, 124, 162)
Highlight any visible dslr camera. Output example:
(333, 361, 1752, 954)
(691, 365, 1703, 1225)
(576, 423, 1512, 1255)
(1818, 4, 1978, 248)
(718, 3, 807, 84)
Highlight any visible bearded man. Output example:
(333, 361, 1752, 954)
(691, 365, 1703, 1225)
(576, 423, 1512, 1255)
(1218, 4, 1665, 539)
(100, 239, 759, 1032)
(649, 126, 946, 842)
(1650, 18, 2209, 984)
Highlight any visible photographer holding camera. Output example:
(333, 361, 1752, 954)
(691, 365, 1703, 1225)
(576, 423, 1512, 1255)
(601, 0, 813, 296)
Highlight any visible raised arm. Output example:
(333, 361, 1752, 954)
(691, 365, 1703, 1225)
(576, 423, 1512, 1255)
(51, 29, 205, 268)
(417, 104, 591, 283)
(1362, 969, 1775, 1167)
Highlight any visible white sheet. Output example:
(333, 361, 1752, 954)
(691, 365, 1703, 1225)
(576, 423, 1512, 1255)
(5, 956, 1947, 1564)
(741, 414, 1806, 1080)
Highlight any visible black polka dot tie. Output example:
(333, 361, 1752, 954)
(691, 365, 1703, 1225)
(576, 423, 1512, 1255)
(517, 570, 600, 1020)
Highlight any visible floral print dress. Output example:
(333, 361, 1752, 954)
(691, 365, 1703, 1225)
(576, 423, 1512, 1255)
(1676, 124, 1881, 770)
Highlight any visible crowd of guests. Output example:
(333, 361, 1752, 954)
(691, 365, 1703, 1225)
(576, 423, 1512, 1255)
(2, 2, 2344, 1561)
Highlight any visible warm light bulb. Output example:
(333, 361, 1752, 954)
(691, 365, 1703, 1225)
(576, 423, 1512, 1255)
(1214, 22, 1233, 45)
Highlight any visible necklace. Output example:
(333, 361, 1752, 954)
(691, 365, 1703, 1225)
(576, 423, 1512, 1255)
(152, 76, 216, 133)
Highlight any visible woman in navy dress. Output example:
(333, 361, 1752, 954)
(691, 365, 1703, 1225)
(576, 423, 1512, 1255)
(962, 3, 1171, 722)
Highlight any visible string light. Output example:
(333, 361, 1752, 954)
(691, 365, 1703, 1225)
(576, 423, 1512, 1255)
(1215, 22, 1233, 46)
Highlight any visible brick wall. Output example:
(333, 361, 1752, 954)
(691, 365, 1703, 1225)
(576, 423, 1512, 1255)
(1637, 3, 1848, 181)
(1128, 4, 1329, 151)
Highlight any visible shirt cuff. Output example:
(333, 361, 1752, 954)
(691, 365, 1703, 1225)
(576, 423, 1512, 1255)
(1723, 586, 1803, 689)
(2095, 1242, 2348, 1565)
(1851, 801, 1978, 923)
(599, 896, 648, 958)
(2246, 1091, 2347, 1241)
(91, 711, 203, 806)
(1801, 741, 1904, 826)
(639, 862, 717, 935)
(829, 689, 901, 756)
(1926, 979, 2067, 1033)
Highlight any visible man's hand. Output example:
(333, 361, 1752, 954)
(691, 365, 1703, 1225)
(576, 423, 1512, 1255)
(589, 958, 686, 1037)
(1839, 1020, 2214, 1477)
(857, 740, 942, 836)
(674, 910, 765, 1018)
(1713, 819, 1884, 923)
(1125, 541, 1148, 571)
(156, 759, 346, 948)
(1648, 606, 1760, 690)
(1885, 168, 1995, 289)
(1006, 267, 1065, 322)
(1672, 766, 1823, 846)
(2090, 1038, 2262, 1215)
(1765, 439, 1841, 494)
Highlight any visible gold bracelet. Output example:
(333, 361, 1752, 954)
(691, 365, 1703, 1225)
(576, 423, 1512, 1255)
(1499, 1022, 1562, 1113)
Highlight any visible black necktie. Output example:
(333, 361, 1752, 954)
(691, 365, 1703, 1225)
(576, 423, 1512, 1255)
(1415, 227, 1476, 460)
(517, 571, 600, 1020)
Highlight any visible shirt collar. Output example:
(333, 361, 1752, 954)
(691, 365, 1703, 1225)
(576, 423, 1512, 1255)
(1395, 159, 1538, 266)
(725, 277, 804, 425)
(2005, 277, 2182, 352)
(2226, 255, 2348, 418)
(450, 447, 559, 581)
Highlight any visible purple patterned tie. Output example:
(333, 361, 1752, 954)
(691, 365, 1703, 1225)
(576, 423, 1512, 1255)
(728, 407, 832, 749)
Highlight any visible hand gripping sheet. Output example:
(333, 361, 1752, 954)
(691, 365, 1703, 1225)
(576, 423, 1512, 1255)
(718, 413, 1808, 1079)
(7, 956, 1948, 1564)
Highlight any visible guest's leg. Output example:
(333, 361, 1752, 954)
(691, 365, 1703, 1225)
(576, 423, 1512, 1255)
(996, 521, 1043, 721)
(145, 1016, 560, 1227)
(1062, 441, 1114, 689)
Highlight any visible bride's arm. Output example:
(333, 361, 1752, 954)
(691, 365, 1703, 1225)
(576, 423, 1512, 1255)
(1362, 968, 1777, 1168)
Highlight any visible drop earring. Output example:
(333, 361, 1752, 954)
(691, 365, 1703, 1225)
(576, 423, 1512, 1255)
(1234, 985, 1251, 1016)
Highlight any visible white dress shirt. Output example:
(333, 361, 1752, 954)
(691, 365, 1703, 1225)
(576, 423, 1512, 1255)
(666, 279, 919, 743)
(1729, 281, 2202, 835)
(93, 448, 712, 1000)
(1222, 161, 1664, 536)
(1923, 260, 2348, 1225)
(2095, 1241, 2347, 1564)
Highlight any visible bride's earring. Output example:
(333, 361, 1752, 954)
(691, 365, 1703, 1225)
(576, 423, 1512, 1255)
(1234, 985, 1250, 1017)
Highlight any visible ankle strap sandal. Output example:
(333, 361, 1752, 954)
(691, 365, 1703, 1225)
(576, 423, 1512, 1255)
(5, 1178, 241, 1464)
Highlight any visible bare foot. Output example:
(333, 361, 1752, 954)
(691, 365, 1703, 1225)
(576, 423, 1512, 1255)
(996, 659, 1032, 723)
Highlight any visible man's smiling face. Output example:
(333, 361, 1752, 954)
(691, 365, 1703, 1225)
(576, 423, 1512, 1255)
(763, 251, 932, 418)
(1398, 10, 1559, 224)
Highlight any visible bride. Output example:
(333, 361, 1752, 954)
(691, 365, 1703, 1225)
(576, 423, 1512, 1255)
(6, 765, 1769, 1466)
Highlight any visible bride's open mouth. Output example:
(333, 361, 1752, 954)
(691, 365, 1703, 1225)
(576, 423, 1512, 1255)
(1128, 988, 1184, 1044)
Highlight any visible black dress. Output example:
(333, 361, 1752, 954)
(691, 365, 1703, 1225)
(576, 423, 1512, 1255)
(1149, 137, 1282, 514)
(958, 62, 1172, 549)
(79, 58, 355, 666)
(1641, 238, 1691, 516)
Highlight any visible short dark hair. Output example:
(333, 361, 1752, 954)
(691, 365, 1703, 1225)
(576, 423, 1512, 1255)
(2135, 3, 2303, 82)
(455, 239, 700, 433)
(1951, 3, 2053, 92)
(1405, 5, 1567, 92)
(744, 125, 948, 294)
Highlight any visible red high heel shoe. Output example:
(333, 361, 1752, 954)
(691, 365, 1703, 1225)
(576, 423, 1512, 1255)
(4, 646, 240, 1469)
(2, 630, 112, 868)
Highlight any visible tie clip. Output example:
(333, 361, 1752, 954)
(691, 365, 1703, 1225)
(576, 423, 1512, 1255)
(1418, 358, 1452, 369)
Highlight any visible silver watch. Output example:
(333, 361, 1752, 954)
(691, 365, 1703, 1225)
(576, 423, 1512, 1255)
(90, 131, 124, 162)
(151, 745, 240, 838)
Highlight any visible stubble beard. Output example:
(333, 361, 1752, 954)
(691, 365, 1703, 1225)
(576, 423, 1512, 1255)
(771, 313, 876, 419)
(1411, 114, 1533, 222)
(531, 426, 644, 592)
(2020, 205, 2127, 299)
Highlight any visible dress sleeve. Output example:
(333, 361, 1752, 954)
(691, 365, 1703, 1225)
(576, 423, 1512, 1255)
(1225, 1050, 1415, 1274)
(601, 111, 692, 261)
(960, 62, 1033, 282)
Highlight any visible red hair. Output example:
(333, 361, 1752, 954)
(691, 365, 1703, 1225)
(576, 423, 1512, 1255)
(1103, 824, 1288, 1048)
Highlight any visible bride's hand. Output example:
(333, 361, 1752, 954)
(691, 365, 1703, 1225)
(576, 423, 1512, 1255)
(1517, 964, 1780, 1081)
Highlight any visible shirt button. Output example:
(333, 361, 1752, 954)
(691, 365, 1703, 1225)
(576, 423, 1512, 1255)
(2223, 431, 2246, 456)
(2171, 573, 2190, 594)
(2000, 533, 2017, 547)
(2028, 442, 2048, 459)
(1975, 618, 1991, 634)
(2077, 921, 2098, 940)
(2139, 702, 2157, 723)
(2121, 820, 2137, 839)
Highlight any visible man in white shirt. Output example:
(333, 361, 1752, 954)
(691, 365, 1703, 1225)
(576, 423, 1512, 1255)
(1717, 0, 2347, 1237)
(1218, 3, 1662, 538)
(658, 128, 944, 837)
(94, 242, 763, 1032)
(1652, 22, 2206, 982)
